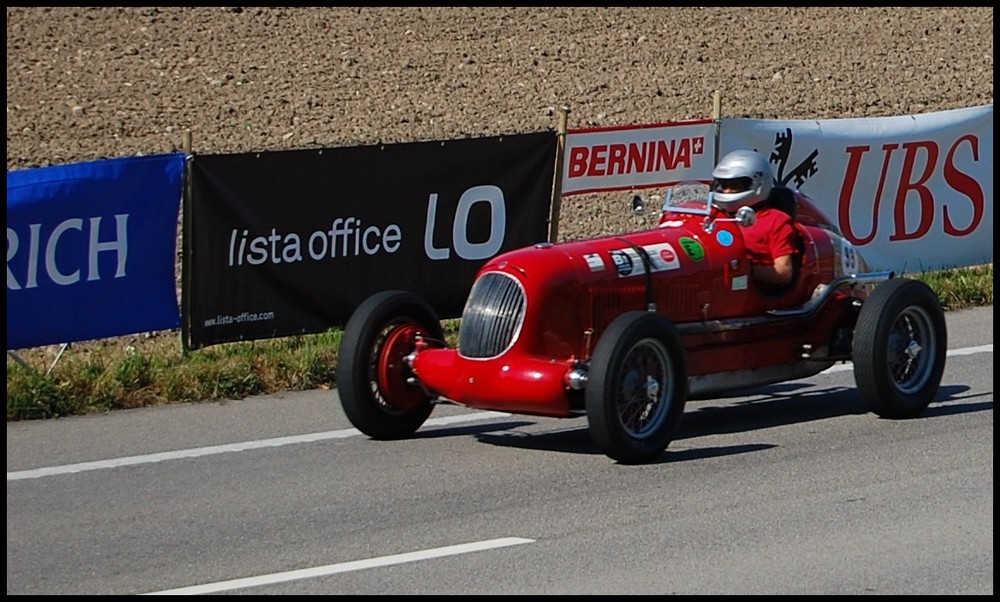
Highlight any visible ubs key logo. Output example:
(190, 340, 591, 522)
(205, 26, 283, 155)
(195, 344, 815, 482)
(765, 127, 820, 188)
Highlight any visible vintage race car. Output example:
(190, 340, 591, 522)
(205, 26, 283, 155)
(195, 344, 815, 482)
(336, 182, 947, 463)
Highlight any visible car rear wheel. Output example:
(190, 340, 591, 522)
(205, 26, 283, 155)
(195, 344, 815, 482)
(853, 278, 947, 419)
(337, 290, 445, 439)
(586, 311, 688, 464)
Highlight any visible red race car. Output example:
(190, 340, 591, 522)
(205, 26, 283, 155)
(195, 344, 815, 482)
(336, 182, 947, 464)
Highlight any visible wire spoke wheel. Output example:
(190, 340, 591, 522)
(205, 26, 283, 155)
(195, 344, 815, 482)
(587, 311, 687, 464)
(338, 291, 444, 439)
(853, 279, 947, 419)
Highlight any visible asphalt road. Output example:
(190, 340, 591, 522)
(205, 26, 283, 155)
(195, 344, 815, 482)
(6, 305, 993, 595)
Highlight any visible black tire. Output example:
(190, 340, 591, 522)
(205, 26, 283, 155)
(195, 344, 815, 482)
(337, 290, 445, 439)
(853, 278, 947, 419)
(586, 311, 688, 464)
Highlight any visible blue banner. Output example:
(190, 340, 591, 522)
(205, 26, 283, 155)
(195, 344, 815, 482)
(7, 153, 186, 350)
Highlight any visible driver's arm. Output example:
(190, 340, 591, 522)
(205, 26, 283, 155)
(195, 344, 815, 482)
(750, 254, 794, 285)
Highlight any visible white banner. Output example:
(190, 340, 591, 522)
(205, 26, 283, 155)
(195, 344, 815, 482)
(719, 105, 993, 273)
(562, 120, 718, 195)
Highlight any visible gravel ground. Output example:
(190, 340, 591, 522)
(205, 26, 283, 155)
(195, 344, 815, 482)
(5, 8, 993, 264)
(6, 7, 994, 241)
(8, 8, 993, 224)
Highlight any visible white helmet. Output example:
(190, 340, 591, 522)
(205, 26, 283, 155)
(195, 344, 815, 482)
(710, 150, 774, 212)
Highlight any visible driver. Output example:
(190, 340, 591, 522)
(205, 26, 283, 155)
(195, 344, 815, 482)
(710, 149, 800, 288)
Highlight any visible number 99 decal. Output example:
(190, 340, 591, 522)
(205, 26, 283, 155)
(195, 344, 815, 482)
(840, 238, 860, 275)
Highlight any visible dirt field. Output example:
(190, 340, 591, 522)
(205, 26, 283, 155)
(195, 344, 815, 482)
(4, 7, 994, 386)
(7, 7, 993, 241)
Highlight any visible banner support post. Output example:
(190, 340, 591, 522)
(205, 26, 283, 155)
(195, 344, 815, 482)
(712, 90, 722, 165)
(549, 105, 570, 243)
(180, 130, 194, 355)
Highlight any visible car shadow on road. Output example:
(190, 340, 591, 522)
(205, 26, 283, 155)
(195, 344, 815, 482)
(462, 382, 982, 462)
(680, 382, 984, 439)
(413, 420, 538, 440)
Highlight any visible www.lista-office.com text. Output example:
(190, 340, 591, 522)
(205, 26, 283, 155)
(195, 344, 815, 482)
(203, 310, 276, 328)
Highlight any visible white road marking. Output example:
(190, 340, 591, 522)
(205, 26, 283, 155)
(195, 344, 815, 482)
(6, 410, 512, 482)
(821, 343, 992, 374)
(7, 345, 992, 483)
(141, 537, 535, 595)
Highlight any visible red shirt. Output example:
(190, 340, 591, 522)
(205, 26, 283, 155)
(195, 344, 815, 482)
(742, 205, 799, 267)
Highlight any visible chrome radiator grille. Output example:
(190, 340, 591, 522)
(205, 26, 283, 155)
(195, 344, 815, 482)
(458, 272, 526, 358)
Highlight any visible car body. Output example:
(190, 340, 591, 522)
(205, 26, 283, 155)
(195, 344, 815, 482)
(336, 183, 947, 463)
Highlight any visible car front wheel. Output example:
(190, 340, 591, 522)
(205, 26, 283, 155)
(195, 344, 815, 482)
(337, 290, 445, 439)
(586, 311, 688, 464)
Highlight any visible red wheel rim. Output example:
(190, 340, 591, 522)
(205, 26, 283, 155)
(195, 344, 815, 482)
(376, 323, 427, 410)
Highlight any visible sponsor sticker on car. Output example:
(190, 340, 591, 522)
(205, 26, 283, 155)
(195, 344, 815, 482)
(609, 242, 681, 277)
(584, 252, 606, 272)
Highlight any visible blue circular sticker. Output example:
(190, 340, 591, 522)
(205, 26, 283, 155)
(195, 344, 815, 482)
(716, 230, 734, 247)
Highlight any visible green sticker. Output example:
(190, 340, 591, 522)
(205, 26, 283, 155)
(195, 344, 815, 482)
(679, 237, 705, 261)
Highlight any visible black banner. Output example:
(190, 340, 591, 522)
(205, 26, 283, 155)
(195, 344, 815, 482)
(185, 132, 557, 349)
